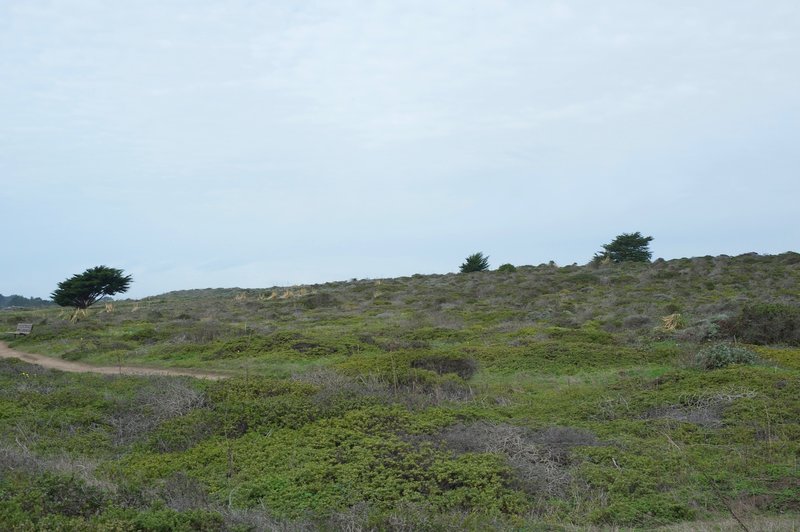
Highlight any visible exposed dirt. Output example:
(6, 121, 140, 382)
(0, 341, 227, 380)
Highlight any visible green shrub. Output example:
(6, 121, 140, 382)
(130, 507, 225, 531)
(204, 333, 358, 361)
(209, 376, 316, 402)
(497, 263, 517, 273)
(570, 272, 601, 285)
(25, 473, 107, 519)
(720, 303, 800, 346)
(148, 409, 221, 452)
(300, 292, 340, 309)
(396, 368, 440, 388)
(694, 343, 758, 370)
(205, 377, 320, 436)
(121, 324, 164, 343)
(544, 324, 615, 345)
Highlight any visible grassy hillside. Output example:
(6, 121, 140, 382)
(1, 252, 799, 530)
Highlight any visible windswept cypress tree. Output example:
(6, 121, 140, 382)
(52, 266, 132, 311)
(460, 252, 490, 273)
(594, 232, 654, 263)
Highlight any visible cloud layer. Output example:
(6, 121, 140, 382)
(2, 1, 799, 297)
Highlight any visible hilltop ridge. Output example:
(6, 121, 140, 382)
(5, 251, 798, 372)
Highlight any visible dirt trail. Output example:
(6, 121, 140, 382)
(0, 341, 227, 380)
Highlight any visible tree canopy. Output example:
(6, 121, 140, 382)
(594, 232, 654, 263)
(460, 252, 490, 273)
(52, 266, 132, 310)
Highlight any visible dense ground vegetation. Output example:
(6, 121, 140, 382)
(1, 252, 799, 530)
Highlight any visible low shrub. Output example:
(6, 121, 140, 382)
(497, 264, 517, 273)
(300, 292, 340, 309)
(110, 378, 206, 446)
(544, 324, 615, 345)
(410, 355, 478, 379)
(204, 332, 357, 360)
(179, 321, 226, 343)
(622, 314, 652, 329)
(436, 422, 595, 496)
(694, 343, 758, 370)
(121, 324, 165, 343)
(204, 377, 320, 436)
(674, 315, 726, 342)
(148, 410, 221, 452)
(720, 303, 800, 346)
(26, 473, 107, 519)
(129, 507, 225, 531)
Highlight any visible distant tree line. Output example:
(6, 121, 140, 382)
(0, 294, 54, 308)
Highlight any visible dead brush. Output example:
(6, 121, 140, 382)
(108, 378, 205, 446)
(662, 313, 686, 331)
(275, 287, 309, 300)
(160, 472, 210, 512)
(437, 422, 589, 497)
(0, 442, 113, 493)
(592, 395, 632, 420)
(219, 506, 315, 532)
(678, 387, 758, 407)
(644, 387, 759, 427)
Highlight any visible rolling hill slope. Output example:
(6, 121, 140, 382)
(1, 252, 798, 529)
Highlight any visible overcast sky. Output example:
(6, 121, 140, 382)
(2, 1, 799, 299)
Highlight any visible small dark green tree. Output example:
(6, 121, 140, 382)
(594, 232, 653, 263)
(52, 266, 132, 314)
(460, 252, 490, 273)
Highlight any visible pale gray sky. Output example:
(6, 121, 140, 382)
(2, 1, 799, 299)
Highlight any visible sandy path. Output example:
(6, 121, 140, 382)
(0, 341, 227, 380)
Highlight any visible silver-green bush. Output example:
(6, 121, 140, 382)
(694, 343, 757, 370)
